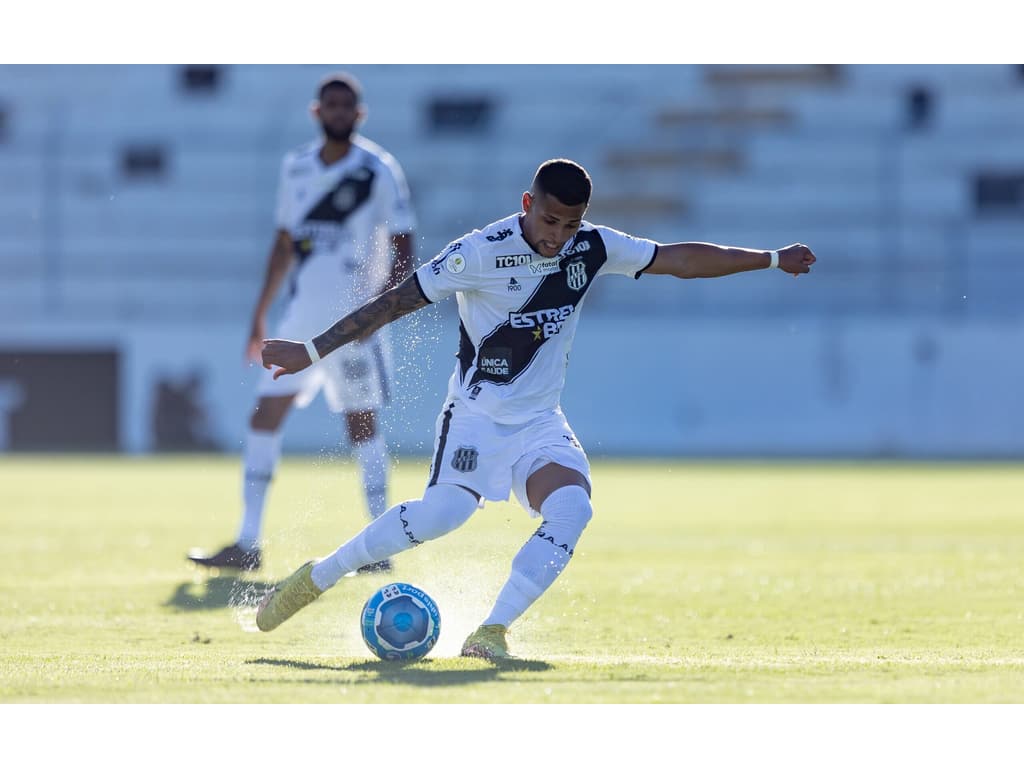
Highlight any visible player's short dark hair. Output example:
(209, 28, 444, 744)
(532, 159, 592, 206)
(317, 71, 363, 103)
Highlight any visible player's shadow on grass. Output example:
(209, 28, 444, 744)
(164, 577, 272, 612)
(247, 656, 551, 686)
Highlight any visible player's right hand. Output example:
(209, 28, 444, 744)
(261, 339, 310, 379)
(777, 243, 817, 276)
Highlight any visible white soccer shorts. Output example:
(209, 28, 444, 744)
(425, 401, 591, 517)
(258, 304, 392, 413)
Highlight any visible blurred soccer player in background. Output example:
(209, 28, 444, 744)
(256, 158, 815, 659)
(188, 72, 415, 574)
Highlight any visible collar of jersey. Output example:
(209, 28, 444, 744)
(515, 213, 559, 259)
(315, 141, 359, 171)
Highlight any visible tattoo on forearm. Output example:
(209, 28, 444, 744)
(316, 276, 428, 355)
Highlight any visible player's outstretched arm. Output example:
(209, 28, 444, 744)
(645, 242, 816, 278)
(262, 274, 430, 379)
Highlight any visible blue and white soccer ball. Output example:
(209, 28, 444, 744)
(360, 582, 441, 661)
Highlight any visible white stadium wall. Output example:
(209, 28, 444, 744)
(3, 312, 1021, 458)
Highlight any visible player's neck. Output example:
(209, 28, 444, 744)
(319, 140, 353, 166)
(517, 214, 543, 256)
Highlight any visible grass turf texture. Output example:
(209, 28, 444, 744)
(1, 455, 1022, 703)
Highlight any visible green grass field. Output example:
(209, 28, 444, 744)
(2, 455, 1023, 703)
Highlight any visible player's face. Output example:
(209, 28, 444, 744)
(315, 86, 362, 143)
(521, 191, 587, 258)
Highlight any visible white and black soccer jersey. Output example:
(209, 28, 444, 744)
(275, 136, 416, 332)
(260, 136, 414, 412)
(414, 214, 658, 425)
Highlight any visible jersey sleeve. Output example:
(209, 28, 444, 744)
(377, 154, 417, 235)
(596, 225, 660, 279)
(273, 155, 292, 231)
(414, 236, 483, 303)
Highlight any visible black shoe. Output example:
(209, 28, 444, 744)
(356, 559, 393, 575)
(187, 543, 262, 571)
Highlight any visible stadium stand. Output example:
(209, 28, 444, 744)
(2, 64, 1022, 325)
(2, 64, 1022, 455)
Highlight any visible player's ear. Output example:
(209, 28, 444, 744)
(522, 191, 533, 212)
(310, 100, 321, 122)
(356, 105, 368, 126)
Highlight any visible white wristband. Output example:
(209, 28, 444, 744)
(769, 250, 779, 269)
(304, 339, 321, 364)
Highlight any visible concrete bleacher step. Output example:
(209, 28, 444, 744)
(964, 221, 1024, 260)
(586, 195, 689, 220)
(58, 238, 268, 275)
(0, 206, 46, 239)
(0, 149, 49, 189)
(656, 106, 796, 129)
(586, 262, 880, 316)
(606, 148, 743, 172)
(57, 194, 269, 239)
(901, 134, 1024, 172)
(0, 277, 47, 311)
(0, 248, 45, 278)
(687, 172, 967, 222)
(43, 275, 256, 323)
(704, 65, 842, 88)
(168, 150, 280, 193)
(745, 133, 887, 175)
(846, 64, 1022, 92)
(2, 64, 1021, 327)
(591, 263, 963, 318)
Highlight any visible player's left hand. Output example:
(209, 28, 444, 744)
(777, 243, 817, 276)
(261, 339, 311, 379)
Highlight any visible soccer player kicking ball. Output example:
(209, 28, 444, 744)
(257, 158, 816, 660)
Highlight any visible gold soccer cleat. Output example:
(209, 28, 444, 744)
(460, 624, 513, 660)
(255, 561, 322, 631)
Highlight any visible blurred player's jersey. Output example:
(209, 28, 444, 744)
(275, 136, 415, 331)
(414, 214, 658, 424)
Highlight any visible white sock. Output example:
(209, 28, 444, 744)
(483, 485, 593, 628)
(311, 484, 477, 591)
(354, 433, 388, 521)
(235, 429, 282, 549)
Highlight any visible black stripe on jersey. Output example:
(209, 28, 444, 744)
(635, 244, 659, 279)
(304, 166, 376, 227)
(467, 229, 608, 389)
(412, 272, 432, 304)
(428, 402, 455, 487)
(457, 321, 475, 382)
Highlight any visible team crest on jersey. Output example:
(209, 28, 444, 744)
(566, 260, 588, 291)
(332, 186, 356, 211)
(450, 446, 478, 473)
